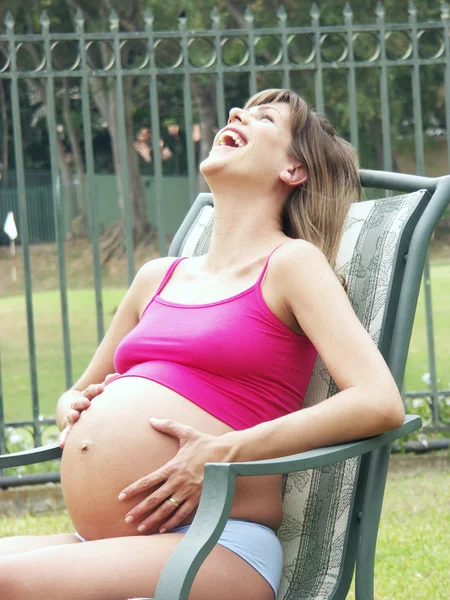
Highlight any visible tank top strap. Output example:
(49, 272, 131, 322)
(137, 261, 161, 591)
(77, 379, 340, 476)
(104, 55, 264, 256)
(256, 244, 284, 285)
(154, 256, 187, 297)
(141, 257, 188, 317)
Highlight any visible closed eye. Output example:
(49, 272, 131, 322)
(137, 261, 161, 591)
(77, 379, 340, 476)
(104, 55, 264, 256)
(258, 112, 274, 123)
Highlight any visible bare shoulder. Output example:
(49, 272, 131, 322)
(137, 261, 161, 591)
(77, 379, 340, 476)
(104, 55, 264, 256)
(270, 239, 335, 288)
(134, 256, 179, 284)
(268, 239, 348, 322)
(276, 238, 328, 264)
(130, 256, 179, 315)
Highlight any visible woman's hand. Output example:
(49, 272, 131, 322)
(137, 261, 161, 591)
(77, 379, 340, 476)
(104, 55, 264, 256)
(118, 418, 234, 534)
(59, 373, 119, 448)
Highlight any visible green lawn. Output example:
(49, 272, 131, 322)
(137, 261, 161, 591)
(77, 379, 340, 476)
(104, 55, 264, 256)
(403, 263, 450, 392)
(1, 263, 449, 426)
(1, 288, 125, 422)
(1, 456, 448, 599)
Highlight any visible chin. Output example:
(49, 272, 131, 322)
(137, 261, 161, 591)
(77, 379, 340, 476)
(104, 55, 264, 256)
(200, 155, 224, 178)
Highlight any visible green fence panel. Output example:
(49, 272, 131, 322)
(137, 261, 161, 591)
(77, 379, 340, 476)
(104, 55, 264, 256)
(0, 3, 449, 450)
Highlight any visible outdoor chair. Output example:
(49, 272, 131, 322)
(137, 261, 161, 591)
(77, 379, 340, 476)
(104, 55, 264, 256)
(1, 169, 450, 600)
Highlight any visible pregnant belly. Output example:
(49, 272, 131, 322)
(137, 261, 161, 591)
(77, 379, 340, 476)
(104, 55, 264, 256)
(61, 376, 283, 540)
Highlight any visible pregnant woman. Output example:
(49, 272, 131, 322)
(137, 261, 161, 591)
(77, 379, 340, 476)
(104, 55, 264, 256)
(0, 89, 404, 600)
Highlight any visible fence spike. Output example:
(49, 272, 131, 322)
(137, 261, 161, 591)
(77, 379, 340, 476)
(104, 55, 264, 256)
(441, 1, 449, 19)
(109, 9, 120, 30)
(40, 10, 50, 30)
(75, 9, 85, 28)
(343, 1, 353, 18)
(408, 0, 417, 17)
(178, 9, 187, 22)
(375, 1, 385, 18)
(144, 8, 153, 26)
(277, 4, 287, 21)
(310, 2, 320, 20)
(4, 10, 15, 29)
(210, 6, 220, 23)
(244, 5, 254, 23)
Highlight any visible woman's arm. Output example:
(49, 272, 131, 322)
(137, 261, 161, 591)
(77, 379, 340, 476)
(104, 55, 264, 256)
(222, 240, 405, 462)
(55, 257, 177, 431)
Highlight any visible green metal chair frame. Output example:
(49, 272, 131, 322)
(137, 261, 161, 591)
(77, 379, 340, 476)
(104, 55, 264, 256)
(1, 169, 449, 600)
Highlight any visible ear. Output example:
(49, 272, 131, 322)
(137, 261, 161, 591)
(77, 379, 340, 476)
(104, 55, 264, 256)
(279, 163, 307, 187)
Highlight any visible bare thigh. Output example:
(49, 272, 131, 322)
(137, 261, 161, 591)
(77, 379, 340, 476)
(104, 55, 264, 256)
(0, 533, 80, 557)
(0, 534, 275, 600)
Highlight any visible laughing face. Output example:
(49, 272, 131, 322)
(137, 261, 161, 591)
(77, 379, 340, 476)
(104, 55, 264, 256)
(200, 102, 304, 193)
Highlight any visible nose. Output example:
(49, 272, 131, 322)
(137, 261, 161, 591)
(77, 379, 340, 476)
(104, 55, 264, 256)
(227, 107, 248, 125)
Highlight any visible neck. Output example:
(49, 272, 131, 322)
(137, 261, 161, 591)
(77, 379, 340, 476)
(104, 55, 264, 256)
(203, 180, 287, 271)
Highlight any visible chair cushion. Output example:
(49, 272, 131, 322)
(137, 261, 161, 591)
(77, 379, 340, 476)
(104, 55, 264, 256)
(277, 190, 429, 600)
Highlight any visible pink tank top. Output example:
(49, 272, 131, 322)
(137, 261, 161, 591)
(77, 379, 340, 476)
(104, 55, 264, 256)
(113, 247, 317, 430)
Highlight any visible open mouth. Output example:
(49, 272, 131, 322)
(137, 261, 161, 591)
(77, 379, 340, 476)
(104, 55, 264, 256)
(217, 129, 247, 148)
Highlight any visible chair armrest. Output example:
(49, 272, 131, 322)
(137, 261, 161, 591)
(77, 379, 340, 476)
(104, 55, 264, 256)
(0, 442, 62, 469)
(152, 415, 421, 600)
(225, 414, 421, 476)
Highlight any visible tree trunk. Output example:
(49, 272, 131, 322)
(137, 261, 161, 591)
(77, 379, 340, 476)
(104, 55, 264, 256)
(191, 77, 217, 193)
(124, 77, 150, 239)
(89, 67, 153, 242)
(90, 76, 155, 261)
(62, 78, 87, 236)
(25, 78, 77, 240)
(55, 134, 76, 234)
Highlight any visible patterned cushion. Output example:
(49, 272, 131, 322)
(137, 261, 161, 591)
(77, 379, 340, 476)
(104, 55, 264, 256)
(175, 190, 429, 599)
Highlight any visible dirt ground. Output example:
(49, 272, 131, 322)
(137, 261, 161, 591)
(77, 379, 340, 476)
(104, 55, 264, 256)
(0, 237, 162, 297)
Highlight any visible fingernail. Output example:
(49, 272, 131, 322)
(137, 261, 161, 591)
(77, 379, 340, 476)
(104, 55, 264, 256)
(138, 524, 147, 532)
(125, 515, 134, 524)
(159, 528, 167, 534)
(149, 417, 163, 423)
(118, 493, 127, 501)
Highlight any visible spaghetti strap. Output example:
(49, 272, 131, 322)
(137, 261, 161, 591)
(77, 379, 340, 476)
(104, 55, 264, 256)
(141, 257, 187, 316)
(256, 244, 284, 285)
(154, 257, 187, 297)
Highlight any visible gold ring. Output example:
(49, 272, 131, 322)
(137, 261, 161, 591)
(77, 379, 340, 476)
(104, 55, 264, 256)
(168, 497, 180, 508)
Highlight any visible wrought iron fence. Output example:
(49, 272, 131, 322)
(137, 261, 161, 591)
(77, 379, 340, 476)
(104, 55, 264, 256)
(0, 2, 449, 458)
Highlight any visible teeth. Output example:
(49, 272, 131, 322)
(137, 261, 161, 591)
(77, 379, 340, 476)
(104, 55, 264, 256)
(218, 130, 246, 147)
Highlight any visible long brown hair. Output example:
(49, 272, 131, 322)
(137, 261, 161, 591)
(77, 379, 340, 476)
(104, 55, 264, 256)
(244, 89, 361, 268)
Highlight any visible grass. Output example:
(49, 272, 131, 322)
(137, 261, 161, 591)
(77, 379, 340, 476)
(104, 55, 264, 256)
(1, 262, 449, 426)
(1, 288, 125, 422)
(0, 456, 448, 599)
(347, 456, 450, 600)
(403, 262, 450, 391)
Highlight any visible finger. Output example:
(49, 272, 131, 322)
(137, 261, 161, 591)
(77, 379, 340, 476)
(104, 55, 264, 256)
(59, 424, 72, 448)
(118, 470, 166, 501)
(149, 418, 194, 442)
(69, 408, 81, 424)
(82, 383, 104, 400)
(158, 500, 197, 533)
(70, 397, 91, 411)
(104, 372, 119, 384)
(65, 409, 79, 426)
(124, 481, 175, 524)
(135, 496, 181, 534)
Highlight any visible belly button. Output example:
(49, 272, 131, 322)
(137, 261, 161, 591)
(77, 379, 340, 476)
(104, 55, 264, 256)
(80, 441, 91, 453)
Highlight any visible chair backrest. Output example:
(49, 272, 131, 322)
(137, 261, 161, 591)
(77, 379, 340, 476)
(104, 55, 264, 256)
(168, 188, 430, 599)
